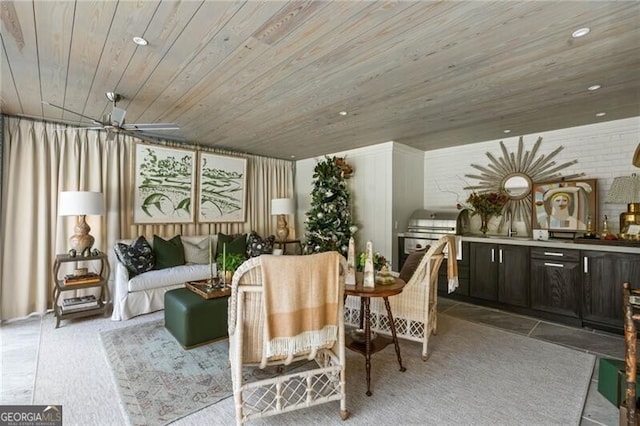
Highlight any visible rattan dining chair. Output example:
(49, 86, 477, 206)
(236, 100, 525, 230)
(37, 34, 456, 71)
(344, 236, 450, 360)
(228, 252, 348, 425)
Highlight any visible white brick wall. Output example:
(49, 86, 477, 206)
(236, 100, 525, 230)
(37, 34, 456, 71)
(425, 116, 640, 235)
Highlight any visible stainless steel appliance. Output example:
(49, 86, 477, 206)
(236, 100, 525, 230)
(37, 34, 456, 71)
(397, 209, 470, 267)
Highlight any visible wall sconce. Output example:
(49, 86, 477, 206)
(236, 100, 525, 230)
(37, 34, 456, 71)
(605, 174, 640, 239)
(271, 198, 294, 242)
(58, 191, 105, 252)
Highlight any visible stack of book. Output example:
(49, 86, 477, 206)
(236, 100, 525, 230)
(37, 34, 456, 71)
(61, 295, 99, 312)
(63, 272, 100, 286)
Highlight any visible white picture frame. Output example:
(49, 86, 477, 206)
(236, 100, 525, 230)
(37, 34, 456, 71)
(197, 152, 247, 223)
(133, 143, 196, 223)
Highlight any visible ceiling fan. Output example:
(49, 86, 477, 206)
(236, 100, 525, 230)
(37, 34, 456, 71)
(43, 92, 180, 141)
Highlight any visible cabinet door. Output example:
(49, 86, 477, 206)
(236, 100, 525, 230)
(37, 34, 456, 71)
(530, 258, 580, 318)
(469, 242, 498, 301)
(498, 245, 530, 307)
(583, 251, 640, 327)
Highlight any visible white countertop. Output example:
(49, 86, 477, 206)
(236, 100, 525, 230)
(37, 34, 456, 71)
(461, 235, 640, 254)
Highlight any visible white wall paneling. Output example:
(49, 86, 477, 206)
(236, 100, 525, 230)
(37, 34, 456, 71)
(296, 142, 408, 267)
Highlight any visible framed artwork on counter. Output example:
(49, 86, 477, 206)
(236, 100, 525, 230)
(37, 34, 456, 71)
(531, 179, 598, 235)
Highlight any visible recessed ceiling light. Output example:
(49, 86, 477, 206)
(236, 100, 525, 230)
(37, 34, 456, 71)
(595, 112, 606, 117)
(503, 129, 511, 134)
(572, 28, 590, 38)
(133, 36, 148, 46)
(588, 84, 601, 91)
(339, 111, 348, 116)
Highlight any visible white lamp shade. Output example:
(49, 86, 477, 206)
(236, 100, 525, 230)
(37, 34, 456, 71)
(271, 198, 294, 215)
(58, 191, 105, 216)
(606, 175, 640, 204)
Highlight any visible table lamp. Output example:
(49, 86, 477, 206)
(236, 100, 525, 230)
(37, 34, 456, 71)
(58, 191, 105, 253)
(605, 174, 640, 239)
(271, 198, 294, 242)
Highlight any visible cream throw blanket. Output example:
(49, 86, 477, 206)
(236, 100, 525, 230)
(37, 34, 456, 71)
(445, 235, 460, 293)
(260, 252, 341, 363)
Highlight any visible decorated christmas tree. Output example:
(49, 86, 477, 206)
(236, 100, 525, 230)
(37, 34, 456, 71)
(304, 156, 354, 256)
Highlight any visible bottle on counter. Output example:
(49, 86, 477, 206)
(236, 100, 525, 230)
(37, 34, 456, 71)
(585, 214, 595, 238)
(601, 215, 610, 239)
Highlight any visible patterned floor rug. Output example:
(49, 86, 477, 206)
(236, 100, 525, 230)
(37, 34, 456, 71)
(100, 319, 293, 425)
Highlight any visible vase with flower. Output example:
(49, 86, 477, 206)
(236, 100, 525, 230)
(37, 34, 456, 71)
(463, 192, 508, 236)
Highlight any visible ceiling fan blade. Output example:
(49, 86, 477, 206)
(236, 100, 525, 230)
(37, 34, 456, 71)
(54, 126, 105, 131)
(119, 128, 186, 143)
(41, 101, 103, 126)
(121, 123, 180, 131)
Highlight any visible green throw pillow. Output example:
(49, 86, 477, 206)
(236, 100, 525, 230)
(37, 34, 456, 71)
(153, 235, 186, 270)
(217, 233, 247, 259)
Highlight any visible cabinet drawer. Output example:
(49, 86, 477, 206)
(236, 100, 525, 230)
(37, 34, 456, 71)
(530, 247, 580, 262)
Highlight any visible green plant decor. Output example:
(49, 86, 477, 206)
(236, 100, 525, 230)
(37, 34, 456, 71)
(356, 251, 388, 272)
(216, 253, 246, 273)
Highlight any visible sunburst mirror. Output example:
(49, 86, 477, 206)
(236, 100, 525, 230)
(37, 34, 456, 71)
(464, 136, 584, 235)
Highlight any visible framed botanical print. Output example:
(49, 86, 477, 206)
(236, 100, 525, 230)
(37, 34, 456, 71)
(197, 152, 247, 222)
(133, 144, 196, 223)
(531, 179, 598, 234)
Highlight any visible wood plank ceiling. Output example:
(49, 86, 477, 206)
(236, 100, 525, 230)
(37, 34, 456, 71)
(1, 1, 639, 160)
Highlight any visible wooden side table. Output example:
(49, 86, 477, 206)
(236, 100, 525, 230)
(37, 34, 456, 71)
(52, 251, 110, 328)
(344, 274, 406, 396)
(273, 239, 302, 255)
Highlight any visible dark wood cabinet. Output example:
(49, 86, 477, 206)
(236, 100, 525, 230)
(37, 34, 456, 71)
(469, 242, 529, 305)
(498, 244, 530, 307)
(451, 238, 640, 333)
(469, 242, 498, 301)
(582, 251, 640, 329)
(530, 247, 581, 318)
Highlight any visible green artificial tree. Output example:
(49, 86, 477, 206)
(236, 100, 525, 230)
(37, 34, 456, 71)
(304, 156, 354, 256)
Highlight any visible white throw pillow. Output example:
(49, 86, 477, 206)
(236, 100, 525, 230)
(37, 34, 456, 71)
(182, 237, 211, 264)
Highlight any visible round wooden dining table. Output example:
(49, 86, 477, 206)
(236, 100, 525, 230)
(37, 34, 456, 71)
(344, 274, 406, 396)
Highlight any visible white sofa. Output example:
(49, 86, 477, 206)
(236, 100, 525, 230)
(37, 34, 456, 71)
(111, 234, 218, 321)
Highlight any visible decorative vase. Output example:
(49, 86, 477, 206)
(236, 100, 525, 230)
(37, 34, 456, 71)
(480, 214, 490, 236)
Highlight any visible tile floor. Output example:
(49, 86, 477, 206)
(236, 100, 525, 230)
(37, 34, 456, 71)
(1, 298, 624, 424)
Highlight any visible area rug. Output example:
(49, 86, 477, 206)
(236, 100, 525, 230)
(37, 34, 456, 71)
(101, 315, 596, 425)
(100, 320, 299, 426)
(178, 315, 597, 425)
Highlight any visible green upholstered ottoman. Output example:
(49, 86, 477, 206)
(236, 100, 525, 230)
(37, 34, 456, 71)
(164, 287, 229, 349)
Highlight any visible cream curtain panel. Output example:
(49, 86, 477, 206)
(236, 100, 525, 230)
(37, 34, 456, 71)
(0, 116, 294, 320)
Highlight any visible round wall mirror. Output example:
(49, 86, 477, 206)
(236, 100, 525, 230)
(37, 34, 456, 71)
(501, 173, 531, 200)
(464, 136, 584, 236)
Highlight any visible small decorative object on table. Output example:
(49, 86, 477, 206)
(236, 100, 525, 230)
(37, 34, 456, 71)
(357, 250, 388, 272)
(462, 191, 508, 235)
(216, 251, 245, 284)
(350, 328, 376, 343)
(375, 265, 395, 285)
(346, 236, 356, 285)
(363, 241, 375, 288)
